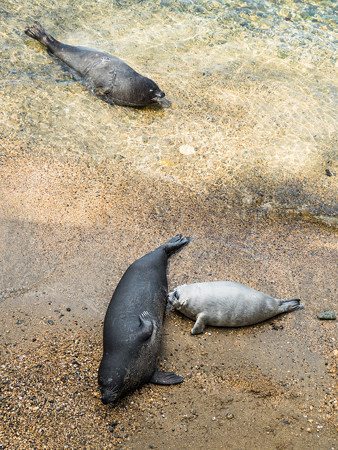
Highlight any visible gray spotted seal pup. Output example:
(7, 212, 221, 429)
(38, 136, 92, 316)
(24, 22, 165, 107)
(168, 281, 303, 335)
(98, 235, 190, 405)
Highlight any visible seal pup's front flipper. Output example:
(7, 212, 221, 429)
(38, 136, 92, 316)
(191, 312, 208, 335)
(150, 370, 184, 385)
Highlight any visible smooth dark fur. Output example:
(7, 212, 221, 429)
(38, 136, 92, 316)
(24, 21, 165, 107)
(98, 235, 190, 404)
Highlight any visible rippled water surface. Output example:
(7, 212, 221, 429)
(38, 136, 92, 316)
(1, 0, 337, 220)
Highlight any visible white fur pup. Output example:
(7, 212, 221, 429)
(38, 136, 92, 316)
(168, 281, 303, 335)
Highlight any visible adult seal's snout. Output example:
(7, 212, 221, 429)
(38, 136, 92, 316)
(101, 392, 114, 405)
(153, 89, 165, 100)
(98, 235, 190, 404)
(24, 21, 165, 107)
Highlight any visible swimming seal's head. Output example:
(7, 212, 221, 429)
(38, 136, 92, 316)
(111, 75, 165, 107)
(135, 76, 165, 105)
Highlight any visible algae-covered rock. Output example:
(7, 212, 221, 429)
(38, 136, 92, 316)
(317, 311, 336, 320)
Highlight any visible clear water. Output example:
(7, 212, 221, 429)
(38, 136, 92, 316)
(1, 0, 337, 221)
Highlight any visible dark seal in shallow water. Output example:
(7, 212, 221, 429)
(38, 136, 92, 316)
(98, 235, 190, 405)
(24, 21, 165, 107)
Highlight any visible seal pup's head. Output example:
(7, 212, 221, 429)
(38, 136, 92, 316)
(168, 288, 181, 309)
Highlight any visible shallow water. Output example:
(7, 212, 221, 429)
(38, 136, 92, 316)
(1, 0, 337, 221)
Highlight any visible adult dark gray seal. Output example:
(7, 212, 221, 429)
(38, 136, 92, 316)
(168, 281, 303, 334)
(98, 235, 190, 404)
(24, 22, 165, 107)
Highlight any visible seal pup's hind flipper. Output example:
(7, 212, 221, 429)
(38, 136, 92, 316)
(150, 370, 184, 385)
(279, 298, 303, 312)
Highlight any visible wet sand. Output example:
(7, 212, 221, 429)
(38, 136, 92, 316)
(1, 139, 337, 449)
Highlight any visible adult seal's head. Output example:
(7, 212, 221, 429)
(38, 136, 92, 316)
(24, 22, 165, 107)
(169, 281, 303, 335)
(98, 235, 191, 404)
(115, 74, 165, 107)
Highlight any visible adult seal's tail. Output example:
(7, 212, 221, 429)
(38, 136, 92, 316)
(24, 21, 165, 107)
(168, 281, 303, 334)
(98, 235, 191, 405)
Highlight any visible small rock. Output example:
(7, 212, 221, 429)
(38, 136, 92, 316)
(16, 319, 24, 325)
(226, 413, 234, 420)
(66, 307, 71, 312)
(271, 323, 284, 330)
(47, 320, 54, 325)
(317, 311, 336, 320)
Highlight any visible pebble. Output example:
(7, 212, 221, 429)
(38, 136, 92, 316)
(179, 145, 196, 156)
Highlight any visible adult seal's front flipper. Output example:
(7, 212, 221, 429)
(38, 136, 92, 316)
(137, 311, 158, 342)
(150, 370, 184, 385)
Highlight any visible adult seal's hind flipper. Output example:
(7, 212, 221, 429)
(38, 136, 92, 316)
(24, 21, 165, 107)
(163, 234, 191, 255)
(24, 21, 54, 47)
(98, 234, 190, 405)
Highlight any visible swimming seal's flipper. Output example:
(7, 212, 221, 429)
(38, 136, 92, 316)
(24, 22, 57, 49)
(150, 370, 184, 385)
